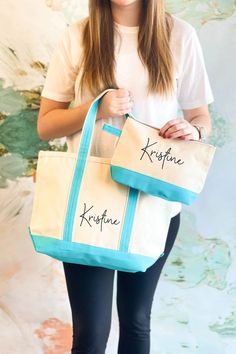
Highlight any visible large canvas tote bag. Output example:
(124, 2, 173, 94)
(29, 90, 175, 273)
(103, 115, 216, 205)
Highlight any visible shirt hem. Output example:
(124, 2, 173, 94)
(179, 98, 214, 110)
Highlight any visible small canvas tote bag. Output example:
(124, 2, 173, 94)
(103, 115, 216, 205)
(29, 90, 175, 273)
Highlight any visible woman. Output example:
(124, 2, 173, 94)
(37, 1, 214, 353)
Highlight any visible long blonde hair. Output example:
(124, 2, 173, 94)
(80, 0, 174, 97)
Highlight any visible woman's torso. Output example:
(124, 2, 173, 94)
(58, 15, 202, 217)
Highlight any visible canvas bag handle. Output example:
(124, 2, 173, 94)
(63, 88, 116, 240)
(76, 88, 115, 159)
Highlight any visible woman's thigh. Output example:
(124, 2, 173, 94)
(116, 213, 181, 329)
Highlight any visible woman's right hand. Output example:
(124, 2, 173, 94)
(97, 88, 134, 119)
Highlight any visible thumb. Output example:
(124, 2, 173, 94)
(116, 88, 130, 98)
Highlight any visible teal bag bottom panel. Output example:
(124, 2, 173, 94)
(30, 234, 164, 273)
(111, 166, 198, 205)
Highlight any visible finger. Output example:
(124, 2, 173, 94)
(116, 88, 130, 98)
(117, 107, 133, 115)
(159, 119, 184, 136)
(114, 96, 133, 104)
(162, 122, 188, 137)
(109, 104, 133, 116)
(107, 106, 128, 118)
(165, 124, 199, 140)
(111, 102, 133, 115)
(179, 134, 193, 141)
(117, 102, 134, 110)
(165, 129, 193, 140)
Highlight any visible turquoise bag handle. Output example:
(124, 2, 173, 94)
(77, 88, 114, 159)
(62, 89, 141, 259)
(63, 89, 114, 241)
(63, 89, 139, 244)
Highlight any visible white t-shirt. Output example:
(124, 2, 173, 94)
(41, 15, 214, 216)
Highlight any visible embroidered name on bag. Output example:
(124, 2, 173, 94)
(140, 137, 184, 169)
(79, 203, 120, 232)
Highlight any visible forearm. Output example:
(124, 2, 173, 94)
(38, 99, 94, 141)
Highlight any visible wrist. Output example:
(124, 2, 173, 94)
(192, 124, 206, 141)
(192, 125, 200, 140)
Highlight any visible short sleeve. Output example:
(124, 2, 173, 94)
(41, 26, 77, 102)
(177, 29, 214, 110)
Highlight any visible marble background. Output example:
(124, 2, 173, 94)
(0, 0, 236, 353)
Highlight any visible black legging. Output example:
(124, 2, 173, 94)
(63, 212, 180, 354)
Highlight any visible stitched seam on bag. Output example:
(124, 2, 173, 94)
(64, 100, 100, 242)
(117, 187, 130, 251)
(64, 117, 91, 240)
(31, 159, 53, 235)
(38, 153, 76, 158)
(126, 189, 139, 253)
(127, 191, 141, 254)
(60, 161, 77, 241)
(119, 187, 137, 253)
(88, 160, 111, 165)
(70, 157, 90, 243)
(38, 156, 112, 163)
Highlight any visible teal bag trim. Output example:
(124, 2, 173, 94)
(102, 123, 122, 137)
(111, 165, 197, 205)
(30, 232, 164, 273)
(63, 100, 99, 242)
(62, 93, 140, 269)
(119, 188, 139, 252)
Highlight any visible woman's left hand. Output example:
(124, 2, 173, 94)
(159, 118, 199, 141)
